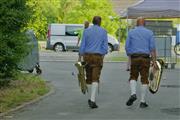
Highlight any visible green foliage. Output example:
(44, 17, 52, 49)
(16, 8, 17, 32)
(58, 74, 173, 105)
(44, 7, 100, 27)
(116, 20, 129, 43)
(64, 0, 120, 37)
(0, 0, 31, 81)
(26, 0, 48, 40)
(26, 0, 122, 41)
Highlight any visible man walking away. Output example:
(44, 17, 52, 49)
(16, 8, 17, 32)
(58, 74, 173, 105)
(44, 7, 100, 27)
(125, 17, 157, 108)
(79, 16, 108, 109)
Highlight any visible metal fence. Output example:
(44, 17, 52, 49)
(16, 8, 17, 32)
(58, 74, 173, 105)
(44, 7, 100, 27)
(155, 36, 177, 69)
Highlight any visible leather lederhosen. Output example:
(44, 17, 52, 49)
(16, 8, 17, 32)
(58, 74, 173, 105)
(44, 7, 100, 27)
(83, 53, 103, 84)
(130, 53, 150, 84)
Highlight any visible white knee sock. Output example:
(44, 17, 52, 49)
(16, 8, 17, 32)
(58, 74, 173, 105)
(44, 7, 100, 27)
(90, 82, 98, 102)
(130, 80, 137, 95)
(141, 84, 148, 103)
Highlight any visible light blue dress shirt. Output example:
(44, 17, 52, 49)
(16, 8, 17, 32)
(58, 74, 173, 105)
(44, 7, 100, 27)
(79, 25, 108, 55)
(125, 26, 155, 55)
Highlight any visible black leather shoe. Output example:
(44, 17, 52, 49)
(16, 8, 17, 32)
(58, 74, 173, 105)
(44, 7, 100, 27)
(88, 99, 98, 109)
(126, 94, 137, 106)
(140, 102, 148, 108)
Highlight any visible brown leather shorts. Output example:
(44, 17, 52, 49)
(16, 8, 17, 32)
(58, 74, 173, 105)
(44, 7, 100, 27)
(130, 56, 150, 84)
(83, 53, 103, 84)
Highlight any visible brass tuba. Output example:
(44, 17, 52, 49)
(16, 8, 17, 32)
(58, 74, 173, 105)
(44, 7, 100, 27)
(149, 59, 164, 94)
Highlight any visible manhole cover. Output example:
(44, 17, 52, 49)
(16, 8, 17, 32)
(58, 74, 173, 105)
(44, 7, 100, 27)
(160, 85, 180, 88)
(161, 108, 180, 116)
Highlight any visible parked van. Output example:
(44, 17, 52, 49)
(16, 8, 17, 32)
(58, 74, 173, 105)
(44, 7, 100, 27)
(46, 24, 119, 52)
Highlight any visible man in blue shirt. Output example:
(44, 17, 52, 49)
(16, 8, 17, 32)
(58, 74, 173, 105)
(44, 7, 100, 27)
(125, 17, 157, 108)
(79, 16, 108, 109)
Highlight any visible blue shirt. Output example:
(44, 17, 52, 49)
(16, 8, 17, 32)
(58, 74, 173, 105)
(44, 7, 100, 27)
(79, 25, 108, 55)
(125, 26, 155, 55)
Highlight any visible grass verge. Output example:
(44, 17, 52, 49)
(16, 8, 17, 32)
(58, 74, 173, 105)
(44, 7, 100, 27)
(0, 73, 50, 113)
(107, 56, 128, 62)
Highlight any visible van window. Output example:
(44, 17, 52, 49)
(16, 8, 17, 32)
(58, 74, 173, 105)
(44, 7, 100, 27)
(65, 26, 83, 36)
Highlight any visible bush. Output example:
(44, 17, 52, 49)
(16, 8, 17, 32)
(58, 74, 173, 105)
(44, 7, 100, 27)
(0, 0, 31, 85)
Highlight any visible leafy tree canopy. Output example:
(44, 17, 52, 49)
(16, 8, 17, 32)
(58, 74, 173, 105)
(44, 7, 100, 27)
(26, 0, 122, 41)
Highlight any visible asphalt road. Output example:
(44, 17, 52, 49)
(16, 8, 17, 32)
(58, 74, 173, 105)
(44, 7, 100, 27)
(2, 51, 180, 120)
(39, 51, 126, 62)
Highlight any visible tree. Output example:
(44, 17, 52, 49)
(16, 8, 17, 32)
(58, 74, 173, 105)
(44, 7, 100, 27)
(26, 0, 48, 40)
(25, 0, 79, 40)
(0, 0, 31, 83)
(64, 0, 120, 37)
(25, 0, 121, 40)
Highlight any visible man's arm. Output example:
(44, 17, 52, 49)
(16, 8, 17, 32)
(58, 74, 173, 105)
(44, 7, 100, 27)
(78, 31, 85, 61)
(150, 49, 158, 69)
(77, 30, 82, 46)
(77, 37, 80, 46)
(125, 31, 131, 55)
(149, 32, 157, 68)
(102, 31, 108, 55)
(79, 30, 86, 56)
(151, 49, 157, 62)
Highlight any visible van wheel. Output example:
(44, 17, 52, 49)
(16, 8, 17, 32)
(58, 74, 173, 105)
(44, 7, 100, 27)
(108, 44, 113, 53)
(54, 43, 65, 52)
(28, 69, 34, 73)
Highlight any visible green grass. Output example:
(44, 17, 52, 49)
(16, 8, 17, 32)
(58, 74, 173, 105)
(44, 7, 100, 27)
(106, 56, 128, 62)
(0, 73, 50, 113)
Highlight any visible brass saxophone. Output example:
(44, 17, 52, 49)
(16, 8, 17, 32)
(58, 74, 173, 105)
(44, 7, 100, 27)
(74, 62, 88, 94)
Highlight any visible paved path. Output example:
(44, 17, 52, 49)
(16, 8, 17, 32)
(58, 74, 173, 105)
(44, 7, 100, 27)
(2, 60, 180, 120)
(39, 51, 127, 62)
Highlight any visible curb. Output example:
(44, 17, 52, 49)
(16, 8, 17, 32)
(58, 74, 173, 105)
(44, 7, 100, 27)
(0, 82, 55, 118)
